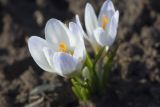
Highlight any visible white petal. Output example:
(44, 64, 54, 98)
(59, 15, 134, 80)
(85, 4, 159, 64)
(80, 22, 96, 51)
(103, 0, 115, 12)
(75, 15, 89, 40)
(69, 22, 81, 49)
(45, 18, 70, 49)
(43, 47, 56, 73)
(76, 15, 98, 50)
(103, 10, 113, 33)
(94, 27, 115, 46)
(28, 36, 52, 72)
(108, 11, 119, 40)
(113, 10, 119, 26)
(98, 0, 115, 26)
(85, 3, 98, 37)
(93, 27, 105, 46)
(71, 22, 86, 62)
(52, 52, 79, 77)
(73, 40, 86, 63)
(96, 11, 119, 47)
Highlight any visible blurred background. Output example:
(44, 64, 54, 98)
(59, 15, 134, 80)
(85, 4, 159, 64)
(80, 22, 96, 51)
(0, 0, 160, 107)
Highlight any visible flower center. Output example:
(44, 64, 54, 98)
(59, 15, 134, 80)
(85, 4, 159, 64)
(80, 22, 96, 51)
(102, 15, 109, 29)
(58, 42, 67, 53)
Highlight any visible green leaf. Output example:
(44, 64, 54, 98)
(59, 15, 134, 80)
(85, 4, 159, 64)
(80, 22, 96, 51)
(93, 47, 105, 68)
(72, 86, 83, 100)
(102, 46, 118, 89)
(85, 52, 93, 70)
(81, 87, 89, 101)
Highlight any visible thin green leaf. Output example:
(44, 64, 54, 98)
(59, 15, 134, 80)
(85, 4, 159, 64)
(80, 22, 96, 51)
(72, 86, 83, 100)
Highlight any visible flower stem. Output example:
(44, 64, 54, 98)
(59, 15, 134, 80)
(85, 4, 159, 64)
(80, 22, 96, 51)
(102, 46, 118, 90)
(93, 47, 105, 70)
(93, 47, 105, 93)
(85, 52, 93, 70)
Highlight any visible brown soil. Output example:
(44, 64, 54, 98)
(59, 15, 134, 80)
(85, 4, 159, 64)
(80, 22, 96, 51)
(0, 0, 160, 107)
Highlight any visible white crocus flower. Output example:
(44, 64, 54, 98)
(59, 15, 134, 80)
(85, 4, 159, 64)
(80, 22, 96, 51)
(28, 18, 86, 77)
(76, 0, 119, 52)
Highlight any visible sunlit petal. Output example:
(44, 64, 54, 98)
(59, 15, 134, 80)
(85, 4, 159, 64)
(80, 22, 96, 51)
(52, 52, 79, 77)
(98, 0, 115, 26)
(45, 18, 70, 48)
(28, 36, 52, 72)
(108, 11, 119, 41)
(75, 15, 89, 40)
(85, 3, 98, 37)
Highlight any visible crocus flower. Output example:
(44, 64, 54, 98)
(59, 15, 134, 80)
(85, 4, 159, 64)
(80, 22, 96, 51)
(76, 0, 119, 52)
(28, 18, 86, 77)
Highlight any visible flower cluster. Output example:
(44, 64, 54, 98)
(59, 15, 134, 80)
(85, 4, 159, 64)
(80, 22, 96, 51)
(28, 0, 119, 101)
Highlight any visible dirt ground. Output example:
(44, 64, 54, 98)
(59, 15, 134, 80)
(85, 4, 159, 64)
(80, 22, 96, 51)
(0, 0, 160, 107)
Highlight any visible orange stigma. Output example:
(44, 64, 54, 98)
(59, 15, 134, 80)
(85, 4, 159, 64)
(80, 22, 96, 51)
(58, 42, 67, 52)
(102, 15, 109, 29)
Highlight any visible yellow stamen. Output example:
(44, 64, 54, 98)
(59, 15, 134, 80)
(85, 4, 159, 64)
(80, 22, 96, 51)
(58, 42, 67, 52)
(102, 15, 109, 29)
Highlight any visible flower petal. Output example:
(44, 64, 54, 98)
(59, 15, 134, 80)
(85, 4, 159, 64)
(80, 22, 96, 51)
(98, 0, 115, 26)
(69, 22, 81, 49)
(73, 40, 86, 64)
(45, 18, 70, 49)
(85, 3, 98, 37)
(28, 36, 52, 72)
(70, 22, 86, 63)
(102, 0, 115, 12)
(75, 15, 89, 41)
(93, 27, 106, 46)
(108, 11, 119, 40)
(95, 11, 119, 47)
(94, 27, 115, 46)
(43, 47, 56, 73)
(52, 52, 79, 77)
